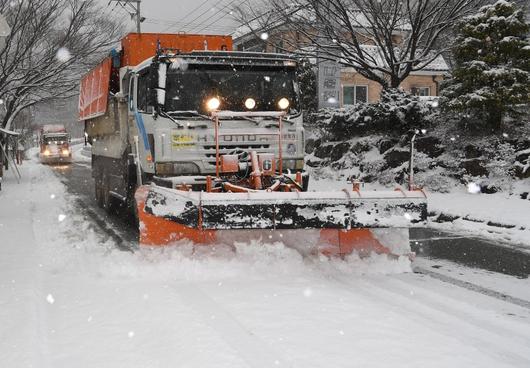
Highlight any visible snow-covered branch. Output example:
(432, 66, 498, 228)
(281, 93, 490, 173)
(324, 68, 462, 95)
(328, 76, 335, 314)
(0, 0, 125, 129)
(235, 0, 486, 89)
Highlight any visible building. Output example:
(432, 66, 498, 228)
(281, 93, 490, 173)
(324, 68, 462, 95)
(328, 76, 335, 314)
(233, 9, 449, 107)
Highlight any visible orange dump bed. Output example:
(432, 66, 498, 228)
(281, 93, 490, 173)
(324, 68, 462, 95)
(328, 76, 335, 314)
(79, 57, 112, 121)
(79, 33, 233, 121)
(121, 33, 232, 66)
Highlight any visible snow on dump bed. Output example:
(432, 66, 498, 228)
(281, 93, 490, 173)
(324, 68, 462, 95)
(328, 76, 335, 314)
(1, 158, 530, 367)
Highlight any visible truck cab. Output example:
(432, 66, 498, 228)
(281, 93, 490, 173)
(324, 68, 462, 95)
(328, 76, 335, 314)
(39, 125, 72, 164)
(128, 51, 306, 187)
(81, 34, 306, 212)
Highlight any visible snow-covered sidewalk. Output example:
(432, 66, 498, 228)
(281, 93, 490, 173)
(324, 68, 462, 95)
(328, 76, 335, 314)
(1, 157, 530, 367)
(310, 175, 530, 249)
(428, 189, 530, 249)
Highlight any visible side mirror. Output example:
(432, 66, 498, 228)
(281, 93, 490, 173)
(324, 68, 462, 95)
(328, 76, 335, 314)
(149, 59, 167, 112)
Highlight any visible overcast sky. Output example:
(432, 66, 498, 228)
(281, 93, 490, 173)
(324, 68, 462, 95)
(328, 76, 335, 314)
(101, 0, 243, 35)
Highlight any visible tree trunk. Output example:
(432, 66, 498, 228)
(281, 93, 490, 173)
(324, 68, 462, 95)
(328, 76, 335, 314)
(390, 76, 402, 89)
(486, 106, 503, 132)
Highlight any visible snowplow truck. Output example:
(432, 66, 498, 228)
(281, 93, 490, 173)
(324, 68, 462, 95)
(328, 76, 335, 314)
(39, 124, 72, 164)
(80, 33, 426, 258)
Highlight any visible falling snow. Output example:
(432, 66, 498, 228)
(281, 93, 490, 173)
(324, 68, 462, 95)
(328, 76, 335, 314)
(467, 182, 481, 194)
(56, 47, 71, 62)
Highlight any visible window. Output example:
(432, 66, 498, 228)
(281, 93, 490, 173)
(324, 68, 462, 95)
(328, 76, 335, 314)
(411, 86, 430, 96)
(136, 70, 153, 113)
(343, 85, 368, 105)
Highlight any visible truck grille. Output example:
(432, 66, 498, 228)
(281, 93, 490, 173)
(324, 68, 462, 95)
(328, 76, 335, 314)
(200, 143, 274, 166)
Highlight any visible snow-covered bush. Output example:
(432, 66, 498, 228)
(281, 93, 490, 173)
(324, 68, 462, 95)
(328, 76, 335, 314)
(314, 89, 433, 139)
(414, 171, 459, 193)
(440, 1, 530, 132)
(483, 141, 516, 191)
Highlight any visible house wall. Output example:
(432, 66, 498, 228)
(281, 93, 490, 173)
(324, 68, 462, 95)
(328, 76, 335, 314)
(400, 74, 444, 96)
(340, 71, 444, 105)
(340, 72, 382, 103)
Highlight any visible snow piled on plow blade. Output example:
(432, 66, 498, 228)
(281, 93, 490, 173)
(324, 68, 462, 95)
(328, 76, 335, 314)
(136, 185, 426, 259)
(142, 186, 427, 230)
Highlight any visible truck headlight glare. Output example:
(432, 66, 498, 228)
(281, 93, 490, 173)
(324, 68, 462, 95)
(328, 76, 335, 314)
(278, 98, 290, 110)
(207, 97, 221, 111)
(244, 98, 256, 110)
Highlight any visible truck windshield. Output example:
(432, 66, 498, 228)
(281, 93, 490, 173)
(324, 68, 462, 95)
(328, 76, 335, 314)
(165, 68, 299, 115)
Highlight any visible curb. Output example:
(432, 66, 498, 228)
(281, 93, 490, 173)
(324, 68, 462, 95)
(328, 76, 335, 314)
(430, 212, 526, 231)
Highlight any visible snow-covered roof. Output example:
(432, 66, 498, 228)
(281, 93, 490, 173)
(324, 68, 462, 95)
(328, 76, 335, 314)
(420, 54, 449, 72)
(340, 45, 449, 73)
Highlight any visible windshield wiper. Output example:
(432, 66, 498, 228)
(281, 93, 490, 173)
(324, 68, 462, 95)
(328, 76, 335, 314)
(158, 111, 184, 128)
(166, 110, 211, 120)
(167, 110, 259, 125)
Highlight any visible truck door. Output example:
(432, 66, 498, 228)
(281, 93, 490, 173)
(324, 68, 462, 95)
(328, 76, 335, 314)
(129, 72, 155, 175)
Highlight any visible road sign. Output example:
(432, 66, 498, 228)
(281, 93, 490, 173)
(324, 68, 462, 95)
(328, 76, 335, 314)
(318, 58, 341, 109)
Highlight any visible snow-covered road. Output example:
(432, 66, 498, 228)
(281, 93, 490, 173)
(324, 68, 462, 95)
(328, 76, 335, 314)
(1, 153, 530, 367)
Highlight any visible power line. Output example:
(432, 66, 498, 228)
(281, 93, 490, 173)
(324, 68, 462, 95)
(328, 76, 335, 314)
(143, 19, 234, 33)
(189, 0, 244, 34)
(161, 0, 214, 32)
(166, 0, 227, 33)
(186, 0, 238, 33)
(109, 1, 143, 33)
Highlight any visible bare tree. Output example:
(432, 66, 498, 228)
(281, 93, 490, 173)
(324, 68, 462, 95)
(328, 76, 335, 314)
(0, 0, 125, 130)
(235, 0, 485, 89)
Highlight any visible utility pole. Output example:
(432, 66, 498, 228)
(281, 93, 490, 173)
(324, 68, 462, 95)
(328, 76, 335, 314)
(109, 1, 144, 33)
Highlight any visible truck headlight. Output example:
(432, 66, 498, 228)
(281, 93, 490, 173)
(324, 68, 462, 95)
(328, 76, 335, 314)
(278, 98, 290, 110)
(244, 98, 256, 110)
(206, 97, 221, 111)
(62, 149, 70, 155)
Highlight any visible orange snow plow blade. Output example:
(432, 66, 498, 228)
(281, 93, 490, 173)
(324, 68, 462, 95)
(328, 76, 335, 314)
(135, 185, 426, 258)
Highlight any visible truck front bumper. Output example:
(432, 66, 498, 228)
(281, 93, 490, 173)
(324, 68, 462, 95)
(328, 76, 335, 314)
(40, 154, 72, 164)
